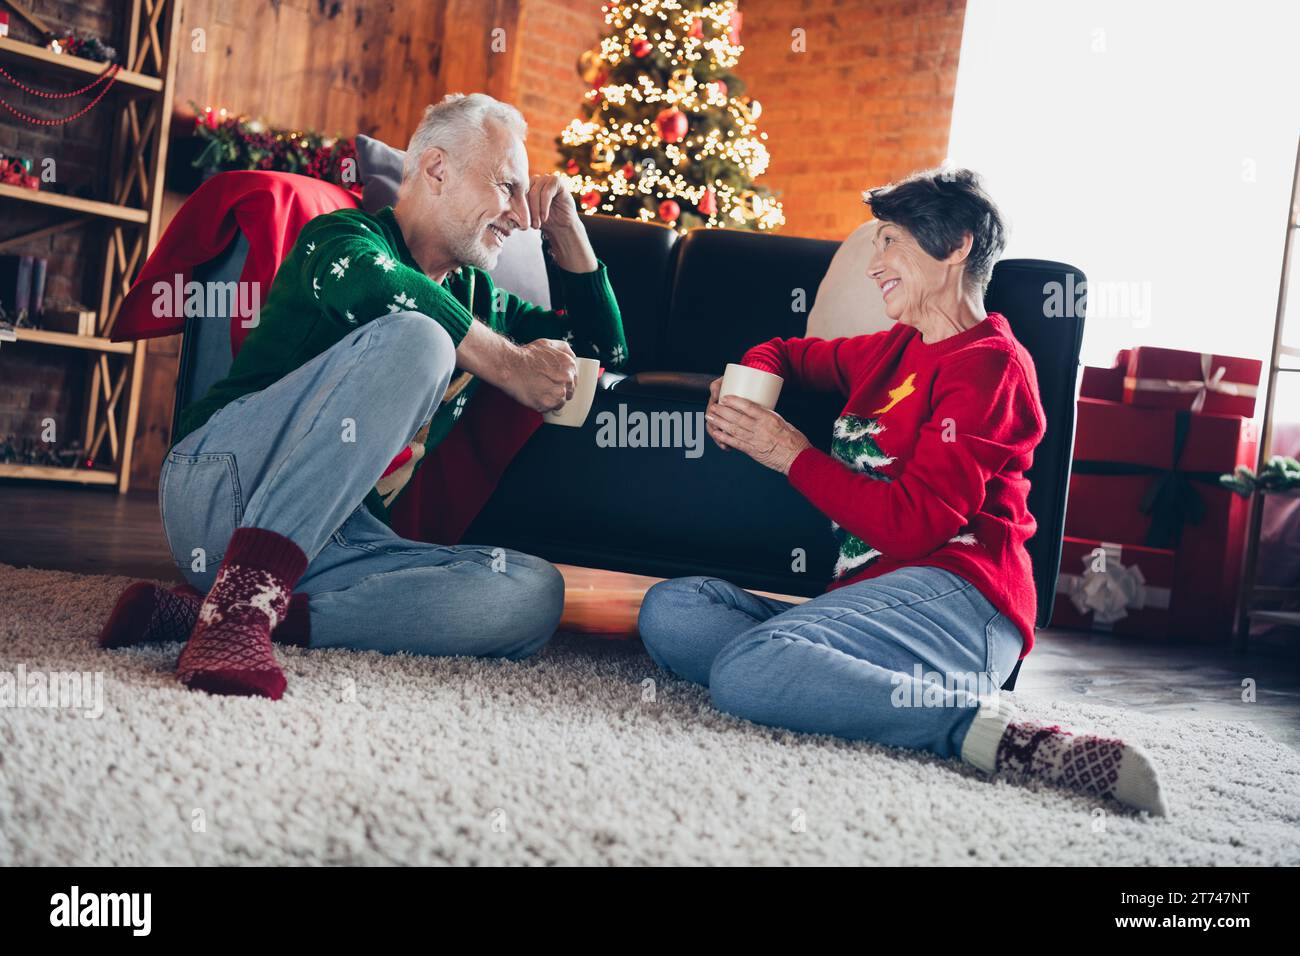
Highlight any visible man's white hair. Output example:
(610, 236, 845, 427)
(402, 92, 527, 181)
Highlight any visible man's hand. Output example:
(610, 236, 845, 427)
(455, 321, 577, 413)
(527, 172, 597, 273)
(707, 395, 812, 475)
(501, 337, 578, 413)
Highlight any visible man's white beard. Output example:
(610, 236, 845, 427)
(444, 218, 497, 273)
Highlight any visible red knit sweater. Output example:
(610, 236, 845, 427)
(743, 312, 1046, 657)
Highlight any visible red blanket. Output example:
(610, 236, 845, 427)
(113, 170, 541, 544)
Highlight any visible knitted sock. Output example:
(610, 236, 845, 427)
(98, 582, 311, 649)
(961, 698, 1169, 816)
(98, 582, 203, 649)
(176, 527, 308, 700)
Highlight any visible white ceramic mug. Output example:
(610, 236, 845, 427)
(543, 356, 602, 427)
(719, 362, 784, 410)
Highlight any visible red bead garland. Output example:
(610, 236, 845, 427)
(0, 62, 121, 125)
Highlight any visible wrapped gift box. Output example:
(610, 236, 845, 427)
(1122, 346, 1261, 417)
(1052, 537, 1174, 636)
(1067, 398, 1257, 640)
(1080, 348, 1131, 402)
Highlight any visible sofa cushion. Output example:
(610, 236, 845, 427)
(806, 219, 893, 339)
(571, 214, 680, 372)
(662, 227, 840, 374)
(465, 380, 843, 596)
(353, 133, 551, 309)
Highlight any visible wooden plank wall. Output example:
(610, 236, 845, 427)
(174, 0, 523, 144)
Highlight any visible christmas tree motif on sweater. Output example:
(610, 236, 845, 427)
(826, 405, 980, 580)
(830, 414, 895, 579)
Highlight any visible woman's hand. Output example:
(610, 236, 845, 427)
(707, 394, 812, 475)
(705, 377, 727, 450)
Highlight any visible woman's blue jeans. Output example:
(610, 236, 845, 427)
(637, 566, 1024, 759)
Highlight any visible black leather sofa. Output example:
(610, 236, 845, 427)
(469, 217, 1084, 637)
(175, 212, 1086, 690)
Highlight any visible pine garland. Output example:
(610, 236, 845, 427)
(1221, 456, 1300, 497)
(189, 103, 357, 188)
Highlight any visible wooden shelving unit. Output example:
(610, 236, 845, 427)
(0, 181, 148, 223)
(0, 35, 164, 93)
(1235, 134, 1300, 640)
(0, 0, 181, 492)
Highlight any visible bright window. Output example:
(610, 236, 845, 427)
(947, 0, 1299, 391)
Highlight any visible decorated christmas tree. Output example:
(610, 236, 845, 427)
(557, 0, 784, 233)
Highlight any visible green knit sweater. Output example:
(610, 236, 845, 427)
(172, 205, 627, 522)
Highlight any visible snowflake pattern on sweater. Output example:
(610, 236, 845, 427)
(173, 206, 629, 526)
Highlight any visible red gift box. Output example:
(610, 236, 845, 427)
(1080, 349, 1131, 402)
(1123, 346, 1261, 417)
(1066, 398, 1257, 640)
(1052, 537, 1174, 636)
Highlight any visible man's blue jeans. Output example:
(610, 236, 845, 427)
(159, 311, 563, 659)
(637, 566, 1024, 758)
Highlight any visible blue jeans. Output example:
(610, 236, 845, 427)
(637, 566, 1024, 758)
(158, 311, 563, 659)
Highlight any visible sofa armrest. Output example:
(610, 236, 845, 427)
(609, 371, 716, 402)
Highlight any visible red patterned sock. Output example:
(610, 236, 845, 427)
(99, 583, 311, 649)
(961, 702, 1168, 815)
(99, 582, 203, 648)
(998, 720, 1168, 815)
(176, 527, 308, 700)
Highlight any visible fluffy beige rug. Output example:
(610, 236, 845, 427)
(2, 561, 1298, 865)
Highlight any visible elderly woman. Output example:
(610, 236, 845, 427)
(638, 168, 1168, 816)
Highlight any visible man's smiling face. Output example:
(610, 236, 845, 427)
(439, 120, 530, 271)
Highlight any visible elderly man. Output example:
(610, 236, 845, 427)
(100, 93, 628, 699)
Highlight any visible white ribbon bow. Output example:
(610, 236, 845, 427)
(1126, 352, 1257, 413)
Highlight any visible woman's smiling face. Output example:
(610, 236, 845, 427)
(866, 221, 954, 324)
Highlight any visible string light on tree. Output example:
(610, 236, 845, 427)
(556, 0, 784, 233)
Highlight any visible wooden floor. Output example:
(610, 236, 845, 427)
(3, 480, 1300, 751)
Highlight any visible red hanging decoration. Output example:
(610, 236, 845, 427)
(0, 62, 121, 126)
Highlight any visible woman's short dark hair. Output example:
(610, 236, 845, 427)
(864, 167, 1006, 293)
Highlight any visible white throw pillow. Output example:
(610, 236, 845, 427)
(805, 219, 892, 340)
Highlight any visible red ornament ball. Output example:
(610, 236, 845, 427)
(631, 38, 652, 58)
(658, 199, 681, 222)
(621, 162, 636, 180)
(565, 158, 580, 175)
(580, 190, 601, 210)
(698, 187, 717, 216)
(655, 108, 688, 144)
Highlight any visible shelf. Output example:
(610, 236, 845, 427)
(0, 36, 162, 93)
(0, 182, 148, 223)
(6, 328, 133, 354)
(0, 462, 117, 485)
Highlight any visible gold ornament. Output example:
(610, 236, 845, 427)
(590, 144, 616, 172)
(668, 68, 697, 95)
(578, 49, 603, 84)
(735, 189, 766, 220)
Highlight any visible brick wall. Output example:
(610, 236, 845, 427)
(515, 0, 606, 175)
(507, 0, 965, 240)
(740, 0, 967, 240)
